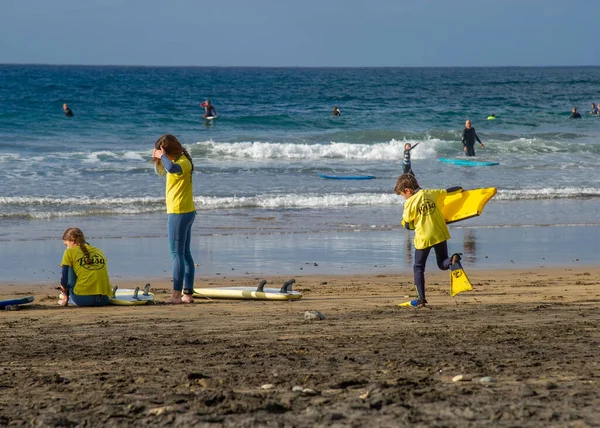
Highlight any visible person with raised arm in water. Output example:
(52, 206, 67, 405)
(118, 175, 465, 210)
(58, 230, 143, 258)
(152, 134, 197, 304)
(402, 142, 419, 176)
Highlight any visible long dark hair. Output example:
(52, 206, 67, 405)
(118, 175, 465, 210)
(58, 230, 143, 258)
(152, 134, 194, 171)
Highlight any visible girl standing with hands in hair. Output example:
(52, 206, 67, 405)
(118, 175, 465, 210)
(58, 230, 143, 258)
(58, 227, 112, 307)
(152, 134, 197, 304)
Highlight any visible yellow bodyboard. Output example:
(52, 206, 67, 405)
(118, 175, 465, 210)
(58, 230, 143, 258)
(450, 262, 473, 296)
(442, 187, 496, 224)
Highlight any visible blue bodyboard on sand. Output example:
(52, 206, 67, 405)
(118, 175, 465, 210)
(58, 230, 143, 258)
(0, 296, 34, 309)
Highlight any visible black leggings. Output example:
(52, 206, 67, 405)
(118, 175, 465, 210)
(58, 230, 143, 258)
(413, 241, 451, 301)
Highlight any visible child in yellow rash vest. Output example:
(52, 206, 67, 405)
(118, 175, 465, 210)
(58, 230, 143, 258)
(58, 227, 112, 307)
(395, 174, 461, 307)
(152, 134, 197, 305)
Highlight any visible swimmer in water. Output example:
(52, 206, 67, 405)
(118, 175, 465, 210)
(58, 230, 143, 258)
(461, 120, 484, 157)
(63, 103, 74, 117)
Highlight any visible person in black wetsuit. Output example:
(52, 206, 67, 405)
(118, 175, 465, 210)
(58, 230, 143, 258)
(202, 99, 217, 118)
(461, 120, 484, 157)
(331, 106, 341, 116)
(63, 103, 74, 117)
(570, 107, 582, 119)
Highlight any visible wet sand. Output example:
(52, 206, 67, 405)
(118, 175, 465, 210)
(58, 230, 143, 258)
(1, 267, 600, 427)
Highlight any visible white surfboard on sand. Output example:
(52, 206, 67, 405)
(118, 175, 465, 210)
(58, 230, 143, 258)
(193, 279, 302, 301)
(63, 284, 155, 306)
(110, 284, 155, 305)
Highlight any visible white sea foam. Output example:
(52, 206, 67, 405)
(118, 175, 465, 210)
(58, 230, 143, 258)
(0, 193, 402, 219)
(4, 186, 600, 221)
(82, 151, 122, 163)
(123, 151, 146, 161)
(0, 196, 164, 206)
(0, 135, 590, 170)
(496, 187, 600, 200)
(195, 193, 401, 209)
(192, 138, 441, 161)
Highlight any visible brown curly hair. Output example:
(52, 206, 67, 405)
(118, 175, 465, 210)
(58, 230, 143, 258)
(394, 173, 420, 195)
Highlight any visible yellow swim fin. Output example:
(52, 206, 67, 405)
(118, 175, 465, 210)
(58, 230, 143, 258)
(450, 257, 473, 297)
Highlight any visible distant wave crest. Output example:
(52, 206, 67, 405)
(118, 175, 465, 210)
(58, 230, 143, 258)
(2, 187, 600, 219)
(191, 139, 439, 160)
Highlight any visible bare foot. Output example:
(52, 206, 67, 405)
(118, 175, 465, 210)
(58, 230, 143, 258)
(166, 291, 183, 304)
(181, 294, 194, 304)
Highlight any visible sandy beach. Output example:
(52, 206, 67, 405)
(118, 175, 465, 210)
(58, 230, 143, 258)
(1, 267, 599, 427)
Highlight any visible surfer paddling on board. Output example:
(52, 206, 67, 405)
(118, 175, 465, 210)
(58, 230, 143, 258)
(201, 99, 217, 119)
(395, 174, 462, 308)
(461, 120, 484, 157)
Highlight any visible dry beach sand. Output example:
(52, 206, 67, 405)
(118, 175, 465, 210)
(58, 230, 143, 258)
(1, 267, 599, 427)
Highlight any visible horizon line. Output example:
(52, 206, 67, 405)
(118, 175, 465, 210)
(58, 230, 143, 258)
(1, 62, 600, 69)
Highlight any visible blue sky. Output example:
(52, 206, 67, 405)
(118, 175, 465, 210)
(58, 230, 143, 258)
(1, 0, 599, 67)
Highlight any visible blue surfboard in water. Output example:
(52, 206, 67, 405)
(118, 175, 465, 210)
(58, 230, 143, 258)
(319, 174, 376, 180)
(439, 158, 499, 167)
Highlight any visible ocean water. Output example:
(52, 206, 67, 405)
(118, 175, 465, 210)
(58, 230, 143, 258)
(1, 65, 600, 281)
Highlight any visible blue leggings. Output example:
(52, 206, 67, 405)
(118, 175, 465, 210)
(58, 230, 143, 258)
(413, 241, 451, 301)
(168, 211, 196, 293)
(66, 267, 110, 307)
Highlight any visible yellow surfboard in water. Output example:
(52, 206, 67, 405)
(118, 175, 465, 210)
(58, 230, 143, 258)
(450, 260, 473, 296)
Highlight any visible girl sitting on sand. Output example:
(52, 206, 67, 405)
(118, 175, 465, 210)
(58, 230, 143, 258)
(58, 227, 113, 307)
